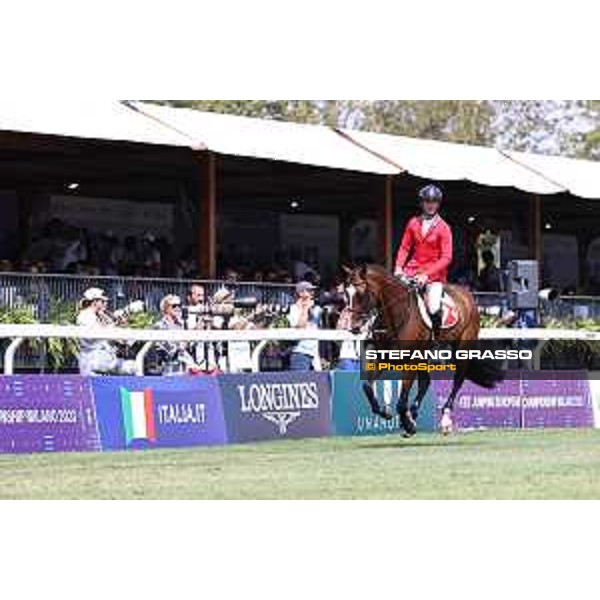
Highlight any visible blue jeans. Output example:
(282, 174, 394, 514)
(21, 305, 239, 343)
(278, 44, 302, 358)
(290, 352, 313, 371)
(337, 359, 360, 371)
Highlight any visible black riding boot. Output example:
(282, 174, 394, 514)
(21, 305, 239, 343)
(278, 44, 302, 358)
(430, 310, 442, 340)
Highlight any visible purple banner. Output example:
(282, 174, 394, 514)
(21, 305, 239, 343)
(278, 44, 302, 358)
(433, 372, 594, 429)
(521, 378, 594, 428)
(0, 376, 101, 453)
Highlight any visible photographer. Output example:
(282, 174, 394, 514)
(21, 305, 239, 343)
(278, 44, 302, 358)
(76, 287, 137, 376)
(155, 294, 200, 376)
(288, 281, 322, 371)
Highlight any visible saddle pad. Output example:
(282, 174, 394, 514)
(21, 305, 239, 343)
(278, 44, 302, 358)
(416, 290, 459, 329)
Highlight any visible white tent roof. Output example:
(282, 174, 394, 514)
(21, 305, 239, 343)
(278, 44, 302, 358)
(502, 150, 600, 199)
(2, 100, 599, 198)
(339, 128, 566, 195)
(0, 100, 191, 147)
(132, 102, 398, 175)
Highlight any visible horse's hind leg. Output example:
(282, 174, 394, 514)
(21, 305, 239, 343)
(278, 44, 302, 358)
(410, 369, 431, 423)
(441, 360, 467, 435)
(397, 372, 417, 436)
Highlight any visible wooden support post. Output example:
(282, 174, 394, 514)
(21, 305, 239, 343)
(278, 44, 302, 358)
(381, 175, 394, 270)
(198, 152, 217, 278)
(530, 195, 542, 278)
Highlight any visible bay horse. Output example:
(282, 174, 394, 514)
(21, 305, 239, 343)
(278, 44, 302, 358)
(345, 264, 503, 435)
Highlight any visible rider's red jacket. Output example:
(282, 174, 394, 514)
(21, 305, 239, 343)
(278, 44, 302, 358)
(394, 215, 453, 283)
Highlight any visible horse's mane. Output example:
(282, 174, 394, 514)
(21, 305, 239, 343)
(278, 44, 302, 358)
(364, 264, 406, 294)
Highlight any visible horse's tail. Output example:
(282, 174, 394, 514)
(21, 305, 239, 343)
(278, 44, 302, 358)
(465, 358, 505, 389)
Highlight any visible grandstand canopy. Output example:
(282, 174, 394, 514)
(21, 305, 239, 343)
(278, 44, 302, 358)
(337, 128, 566, 196)
(131, 102, 397, 175)
(0, 100, 191, 148)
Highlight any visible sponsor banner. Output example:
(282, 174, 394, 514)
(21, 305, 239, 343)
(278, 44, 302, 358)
(433, 372, 595, 429)
(331, 371, 435, 436)
(0, 376, 101, 453)
(521, 377, 594, 428)
(433, 378, 523, 429)
(91, 377, 227, 450)
(219, 372, 331, 443)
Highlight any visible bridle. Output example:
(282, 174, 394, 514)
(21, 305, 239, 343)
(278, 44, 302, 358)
(346, 269, 422, 339)
(344, 281, 380, 338)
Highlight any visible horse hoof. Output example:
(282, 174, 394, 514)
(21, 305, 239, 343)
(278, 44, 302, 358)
(380, 406, 394, 421)
(440, 410, 453, 435)
(400, 411, 417, 436)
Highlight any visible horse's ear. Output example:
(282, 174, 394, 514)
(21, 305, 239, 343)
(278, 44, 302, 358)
(360, 264, 367, 278)
(341, 265, 352, 275)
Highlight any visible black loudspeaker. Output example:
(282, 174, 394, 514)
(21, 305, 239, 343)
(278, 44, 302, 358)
(508, 260, 539, 309)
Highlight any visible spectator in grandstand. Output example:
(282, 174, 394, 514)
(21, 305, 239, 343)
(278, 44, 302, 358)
(0, 259, 13, 272)
(182, 284, 223, 372)
(56, 225, 88, 272)
(76, 287, 136, 376)
(223, 268, 240, 283)
(119, 235, 140, 276)
(154, 294, 200, 376)
(183, 284, 207, 330)
(288, 281, 322, 371)
(141, 233, 161, 275)
(477, 250, 502, 292)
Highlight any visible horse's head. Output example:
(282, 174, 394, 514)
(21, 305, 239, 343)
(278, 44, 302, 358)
(342, 264, 380, 333)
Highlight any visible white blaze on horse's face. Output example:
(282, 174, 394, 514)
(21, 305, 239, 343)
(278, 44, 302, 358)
(345, 284, 356, 311)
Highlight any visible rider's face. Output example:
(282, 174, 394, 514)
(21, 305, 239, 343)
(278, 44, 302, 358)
(421, 199, 440, 216)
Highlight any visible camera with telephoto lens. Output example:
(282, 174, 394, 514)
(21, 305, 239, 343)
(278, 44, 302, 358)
(112, 300, 145, 321)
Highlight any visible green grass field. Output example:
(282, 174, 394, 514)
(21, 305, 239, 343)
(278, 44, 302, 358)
(2, 429, 600, 499)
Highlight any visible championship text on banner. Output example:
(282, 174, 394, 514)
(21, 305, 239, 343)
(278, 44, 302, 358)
(218, 371, 331, 443)
(90, 376, 227, 450)
(0, 375, 101, 453)
(331, 371, 435, 436)
(432, 373, 595, 429)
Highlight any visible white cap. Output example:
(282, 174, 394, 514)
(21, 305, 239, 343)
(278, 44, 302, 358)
(212, 287, 233, 303)
(82, 287, 108, 301)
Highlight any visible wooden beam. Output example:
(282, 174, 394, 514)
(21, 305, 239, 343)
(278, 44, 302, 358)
(381, 175, 394, 269)
(198, 152, 217, 278)
(530, 195, 542, 275)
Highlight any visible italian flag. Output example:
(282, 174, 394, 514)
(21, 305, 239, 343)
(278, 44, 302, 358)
(120, 387, 157, 444)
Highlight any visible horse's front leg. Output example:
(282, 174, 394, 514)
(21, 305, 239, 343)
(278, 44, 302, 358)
(397, 371, 417, 436)
(410, 369, 431, 423)
(362, 369, 394, 421)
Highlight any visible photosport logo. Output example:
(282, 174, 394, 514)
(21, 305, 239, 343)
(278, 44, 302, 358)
(236, 381, 320, 435)
(360, 340, 542, 380)
(120, 387, 157, 445)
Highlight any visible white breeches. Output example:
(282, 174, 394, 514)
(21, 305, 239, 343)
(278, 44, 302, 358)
(425, 282, 443, 314)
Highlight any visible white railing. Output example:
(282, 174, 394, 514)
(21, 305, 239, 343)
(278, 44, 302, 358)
(1, 324, 599, 375)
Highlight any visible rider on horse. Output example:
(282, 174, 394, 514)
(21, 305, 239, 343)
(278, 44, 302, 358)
(393, 184, 453, 339)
